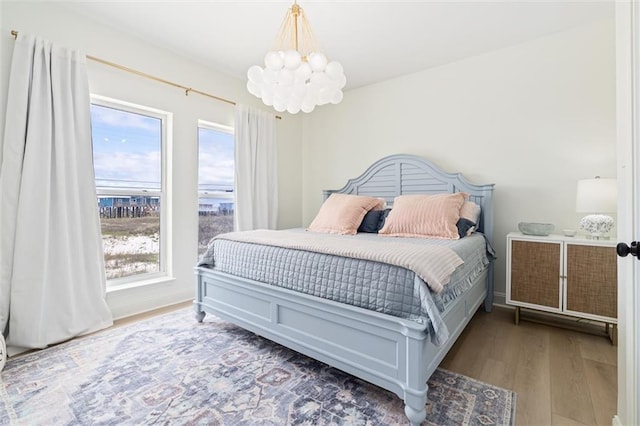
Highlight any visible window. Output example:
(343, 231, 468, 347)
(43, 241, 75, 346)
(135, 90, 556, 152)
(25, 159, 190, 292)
(91, 96, 171, 283)
(198, 122, 234, 254)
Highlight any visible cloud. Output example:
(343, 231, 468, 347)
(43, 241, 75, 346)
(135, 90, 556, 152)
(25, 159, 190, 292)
(95, 151, 161, 188)
(198, 152, 234, 189)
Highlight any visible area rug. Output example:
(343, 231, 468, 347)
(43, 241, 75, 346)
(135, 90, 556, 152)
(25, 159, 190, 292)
(0, 307, 515, 425)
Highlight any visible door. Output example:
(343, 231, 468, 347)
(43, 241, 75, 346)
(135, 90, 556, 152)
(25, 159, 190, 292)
(565, 243, 617, 321)
(615, 3, 639, 425)
(508, 238, 562, 311)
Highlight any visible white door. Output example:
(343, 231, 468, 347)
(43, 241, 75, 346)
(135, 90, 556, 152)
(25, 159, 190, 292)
(615, 3, 639, 425)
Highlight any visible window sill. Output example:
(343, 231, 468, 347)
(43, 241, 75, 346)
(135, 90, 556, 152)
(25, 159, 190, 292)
(106, 275, 176, 294)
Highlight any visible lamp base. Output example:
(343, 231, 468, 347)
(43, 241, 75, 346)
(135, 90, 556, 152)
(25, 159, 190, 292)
(579, 214, 614, 238)
(585, 233, 609, 240)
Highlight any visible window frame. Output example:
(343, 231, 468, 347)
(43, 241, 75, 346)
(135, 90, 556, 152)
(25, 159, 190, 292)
(91, 94, 173, 287)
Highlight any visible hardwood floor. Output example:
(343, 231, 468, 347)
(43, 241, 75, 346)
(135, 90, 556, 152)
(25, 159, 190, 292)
(440, 306, 617, 426)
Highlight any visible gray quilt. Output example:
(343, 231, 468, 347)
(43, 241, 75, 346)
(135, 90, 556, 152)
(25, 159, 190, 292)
(198, 229, 490, 345)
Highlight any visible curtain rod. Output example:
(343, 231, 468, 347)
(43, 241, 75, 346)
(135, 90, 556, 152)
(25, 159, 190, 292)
(10, 30, 282, 120)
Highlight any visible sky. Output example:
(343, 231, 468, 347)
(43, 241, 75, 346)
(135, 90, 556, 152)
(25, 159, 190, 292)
(197, 126, 234, 192)
(91, 104, 234, 194)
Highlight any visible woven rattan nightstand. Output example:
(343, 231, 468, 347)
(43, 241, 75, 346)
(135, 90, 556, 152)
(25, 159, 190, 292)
(506, 232, 617, 344)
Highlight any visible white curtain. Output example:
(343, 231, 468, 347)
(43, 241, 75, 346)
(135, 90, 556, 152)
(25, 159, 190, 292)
(234, 104, 278, 231)
(0, 34, 112, 351)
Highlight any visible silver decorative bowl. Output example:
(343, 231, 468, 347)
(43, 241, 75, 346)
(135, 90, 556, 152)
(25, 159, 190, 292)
(518, 222, 554, 236)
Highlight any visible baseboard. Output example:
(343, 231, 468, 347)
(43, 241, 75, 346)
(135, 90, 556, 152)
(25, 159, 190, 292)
(106, 279, 194, 320)
(612, 415, 622, 426)
(492, 291, 506, 306)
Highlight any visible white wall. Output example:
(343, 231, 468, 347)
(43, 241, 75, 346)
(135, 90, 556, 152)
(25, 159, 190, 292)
(0, 2, 303, 319)
(301, 19, 616, 303)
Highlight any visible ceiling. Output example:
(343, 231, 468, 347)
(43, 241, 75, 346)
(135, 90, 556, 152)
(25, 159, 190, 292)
(67, 1, 614, 90)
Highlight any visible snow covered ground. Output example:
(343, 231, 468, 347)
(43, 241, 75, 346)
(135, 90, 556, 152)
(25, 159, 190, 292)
(103, 234, 159, 280)
(103, 234, 159, 255)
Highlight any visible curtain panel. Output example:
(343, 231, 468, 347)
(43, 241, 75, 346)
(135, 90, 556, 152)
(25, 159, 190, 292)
(0, 34, 112, 352)
(234, 105, 278, 231)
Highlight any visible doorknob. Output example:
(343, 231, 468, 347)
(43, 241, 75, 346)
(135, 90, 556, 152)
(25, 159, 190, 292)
(617, 241, 639, 258)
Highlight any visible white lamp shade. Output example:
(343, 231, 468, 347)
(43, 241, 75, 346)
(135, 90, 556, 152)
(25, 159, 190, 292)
(576, 178, 617, 213)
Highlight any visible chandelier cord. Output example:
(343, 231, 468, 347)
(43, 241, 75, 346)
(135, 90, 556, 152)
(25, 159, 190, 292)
(292, 2, 300, 52)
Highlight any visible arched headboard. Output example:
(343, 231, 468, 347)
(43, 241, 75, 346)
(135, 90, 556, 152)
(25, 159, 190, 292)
(323, 154, 495, 244)
(323, 154, 496, 310)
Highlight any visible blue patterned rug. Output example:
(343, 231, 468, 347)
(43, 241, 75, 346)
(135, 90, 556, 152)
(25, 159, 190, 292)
(0, 307, 515, 425)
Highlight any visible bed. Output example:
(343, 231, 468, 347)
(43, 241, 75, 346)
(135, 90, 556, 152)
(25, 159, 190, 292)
(194, 154, 495, 425)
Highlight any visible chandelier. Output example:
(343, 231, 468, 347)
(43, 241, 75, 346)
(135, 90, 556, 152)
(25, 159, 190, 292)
(246, 1, 346, 114)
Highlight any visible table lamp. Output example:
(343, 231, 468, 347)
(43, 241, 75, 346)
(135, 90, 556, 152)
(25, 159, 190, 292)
(576, 177, 617, 239)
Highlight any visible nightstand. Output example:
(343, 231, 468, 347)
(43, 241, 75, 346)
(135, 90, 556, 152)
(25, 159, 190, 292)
(506, 232, 617, 344)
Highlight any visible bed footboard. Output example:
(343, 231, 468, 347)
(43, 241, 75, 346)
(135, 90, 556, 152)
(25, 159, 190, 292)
(194, 266, 487, 426)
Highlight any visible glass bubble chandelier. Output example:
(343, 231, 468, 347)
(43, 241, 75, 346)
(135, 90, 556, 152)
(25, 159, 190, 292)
(246, 1, 346, 114)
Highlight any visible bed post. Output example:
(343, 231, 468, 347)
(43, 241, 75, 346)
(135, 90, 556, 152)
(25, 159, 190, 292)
(194, 268, 206, 322)
(404, 396, 427, 426)
(403, 329, 428, 425)
(484, 262, 494, 313)
(480, 184, 495, 313)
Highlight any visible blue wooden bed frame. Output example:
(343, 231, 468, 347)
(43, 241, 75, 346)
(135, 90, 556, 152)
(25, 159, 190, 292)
(194, 154, 495, 425)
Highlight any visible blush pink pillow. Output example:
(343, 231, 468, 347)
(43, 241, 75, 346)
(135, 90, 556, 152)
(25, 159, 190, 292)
(379, 193, 467, 239)
(308, 194, 385, 235)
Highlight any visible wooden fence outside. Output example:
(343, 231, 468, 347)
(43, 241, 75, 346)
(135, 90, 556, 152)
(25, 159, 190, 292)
(100, 205, 159, 219)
